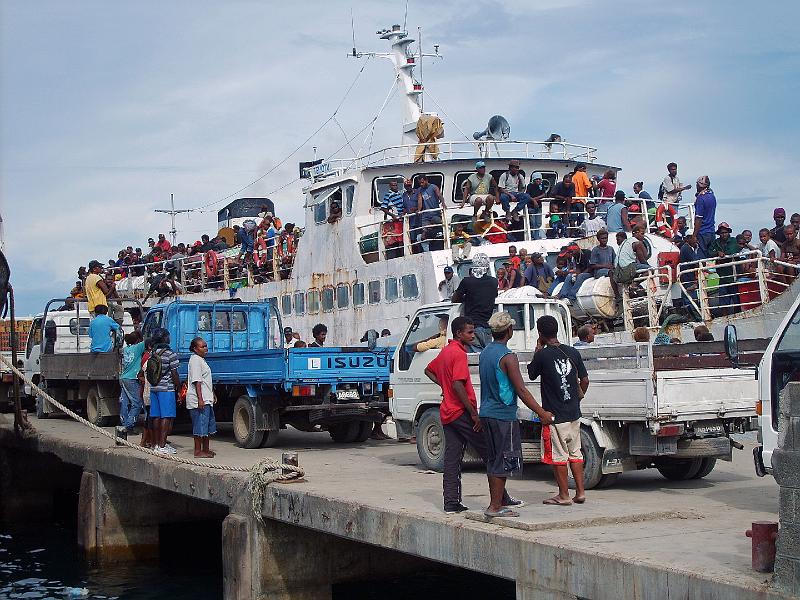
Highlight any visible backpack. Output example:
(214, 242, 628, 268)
(657, 182, 665, 201)
(145, 348, 167, 386)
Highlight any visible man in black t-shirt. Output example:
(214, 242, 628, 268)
(451, 253, 498, 350)
(528, 315, 589, 506)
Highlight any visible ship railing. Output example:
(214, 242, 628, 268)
(622, 253, 796, 330)
(317, 140, 599, 174)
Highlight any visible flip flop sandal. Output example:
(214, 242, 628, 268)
(542, 497, 573, 506)
(573, 497, 586, 504)
(484, 508, 521, 518)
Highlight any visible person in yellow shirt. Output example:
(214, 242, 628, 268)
(84, 260, 116, 316)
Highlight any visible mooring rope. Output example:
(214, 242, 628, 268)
(0, 354, 305, 509)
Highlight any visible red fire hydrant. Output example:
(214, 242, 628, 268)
(745, 521, 778, 572)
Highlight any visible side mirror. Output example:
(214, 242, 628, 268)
(367, 329, 378, 351)
(724, 324, 739, 367)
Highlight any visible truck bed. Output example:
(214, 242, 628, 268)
(40, 352, 120, 381)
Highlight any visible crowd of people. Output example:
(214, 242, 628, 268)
(69, 207, 301, 302)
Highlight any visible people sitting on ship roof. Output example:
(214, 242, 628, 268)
(546, 252, 570, 296)
(573, 325, 595, 347)
(497, 266, 510, 291)
(438, 266, 460, 301)
(143, 263, 182, 301)
(524, 252, 554, 294)
(504, 260, 524, 289)
(497, 159, 531, 219)
(309, 323, 327, 348)
(525, 173, 547, 240)
(460, 161, 497, 218)
(553, 244, 591, 305)
(545, 203, 568, 239)
(588, 230, 615, 279)
(450, 222, 472, 262)
(611, 224, 651, 301)
(579, 201, 606, 237)
(327, 200, 342, 224)
(381, 180, 405, 260)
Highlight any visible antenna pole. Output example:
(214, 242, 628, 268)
(154, 193, 193, 247)
(417, 26, 423, 111)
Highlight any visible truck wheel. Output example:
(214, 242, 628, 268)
(233, 396, 265, 449)
(87, 386, 115, 427)
(354, 421, 372, 443)
(595, 473, 620, 489)
(260, 430, 280, 448)
(329, 421, 360, 443)
(655, 458, 702, 481)
(572, 427, 604, 490)
(416, 408, 445, 472)
(691, 458, 717, 479)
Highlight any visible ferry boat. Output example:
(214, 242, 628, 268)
(111, 23, 796, 345)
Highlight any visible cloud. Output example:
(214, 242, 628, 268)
(1, 0, 798, 313)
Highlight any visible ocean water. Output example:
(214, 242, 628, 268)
(0, 523, 514, 600)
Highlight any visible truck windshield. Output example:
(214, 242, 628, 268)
(776, 304, 800, 352)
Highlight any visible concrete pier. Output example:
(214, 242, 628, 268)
(0, 415, 794, 600)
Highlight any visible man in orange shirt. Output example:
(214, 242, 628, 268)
(571, 164, 593, 232)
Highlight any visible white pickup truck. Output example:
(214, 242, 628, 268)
(390, 288, 761, 488)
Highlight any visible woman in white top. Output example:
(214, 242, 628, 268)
(187, 337, 216, 458)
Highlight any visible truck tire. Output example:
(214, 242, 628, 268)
(691, 458, 717, 479)
(233, 396, 265, 449)
(416, 408, 445, 472)
(87, 386, 115, 427)
(655, 458, 702, 481)
(260, 430, 280, 448)
(572, 427, 604, 490)
(354, 421, 372, 443)
(329, 421, 360, 443)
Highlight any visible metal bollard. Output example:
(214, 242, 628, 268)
(745, 521, 778, 572)
(281, 451, 299, 476)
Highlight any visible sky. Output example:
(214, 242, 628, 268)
(1, 0, 798, 315)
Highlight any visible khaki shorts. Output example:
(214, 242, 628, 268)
(542, 420, 583, 465)
(466, 194, 493, 207)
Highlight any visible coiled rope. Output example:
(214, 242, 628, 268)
(0, 354, 304, 520)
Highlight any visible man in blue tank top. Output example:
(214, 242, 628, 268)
(479, 312, 554, 518)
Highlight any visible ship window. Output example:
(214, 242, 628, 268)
(322, 286, 335, 312)
(452, 171, 476, 203)
(400, 274, 419, 299)
(313, 202, 327, 224)
(368, 280, 381, 304)
(344, 184, 355, 215)
(312, 186, 343, 224)
(307, 289, 320, 314)
(232, 311, 247, 331)
(281, 294, 292, 316)
(385, 277, 399, 302)
(372, 175, 404, 208)
(353, 282, 365, 306)
(336, 284, 349, 309)
(293, 291, 305, 315)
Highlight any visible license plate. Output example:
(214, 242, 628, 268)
(694, 423, 724, 437)
(336, 389, 360, 401)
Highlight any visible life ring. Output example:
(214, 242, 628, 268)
(204, 250, 219, 279)
(655, 202, 678, 238)
(253, 237, 267, 267)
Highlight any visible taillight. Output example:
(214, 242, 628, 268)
(387, 388, 393, 398)
(292, 384, 316, 397)
(755, 400, 762, 416)
(656, 424, 684, 437)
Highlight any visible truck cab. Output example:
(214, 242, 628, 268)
(750, 293, 800, 476)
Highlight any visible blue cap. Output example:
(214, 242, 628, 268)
(443, 265, 454, 273)
(476, 160, 486, 168)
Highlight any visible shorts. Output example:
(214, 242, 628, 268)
(149, 390, 176, 418)
(481, 417, 523, 477)
(542, 420, 583, 465)
(189, 404, 217, 437)
(466, 194, 493, 207)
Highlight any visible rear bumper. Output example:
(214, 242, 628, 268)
(674, 436, 733, 460)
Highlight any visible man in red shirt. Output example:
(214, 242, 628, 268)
(425, 316, 524, 513)
(155, 233, 172, 253)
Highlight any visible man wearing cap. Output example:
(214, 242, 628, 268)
(771, 208, 787, 244)
(708, 222, 740, 315)
(524, 252, 554, 293)
(156, 233, 172, 253)
(451, 253, 497, 350)
(84, 260, 116, 316)
(461, 161, 498, 218)
(693, 175, 717, 258)
(438, 266, 460, 301)
(498, 160, 531, 219)
(525, 173, 547, 240)
(479, 312, 554, 518)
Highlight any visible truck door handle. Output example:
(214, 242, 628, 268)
(36, 360, 39, 365)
